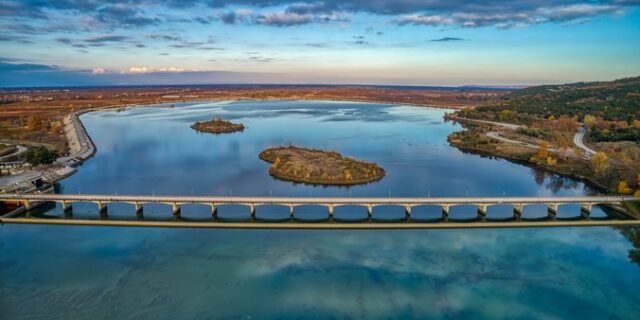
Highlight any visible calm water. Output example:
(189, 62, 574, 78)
(1, 100, 639, 319)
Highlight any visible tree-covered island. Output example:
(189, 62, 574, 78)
(259, 146, 385, 185)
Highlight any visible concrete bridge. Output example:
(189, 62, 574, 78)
(1, 193, 638, 228)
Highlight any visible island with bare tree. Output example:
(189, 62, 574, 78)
(259, 146, 385, 185)
(191, 117, 245, 134)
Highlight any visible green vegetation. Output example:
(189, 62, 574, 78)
(191, 117, 244, 134)
(259, 146, 385, 185)
(23, 146, 58, 165)
(450, 76, 640, 195)
(477, 76, 640, 122)
(590, 127, 640, 142)
(0, 144, 17, 157)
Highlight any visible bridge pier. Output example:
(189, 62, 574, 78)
(328, 205, 334, 222)
(442, 204, 449, 221)
(59, 201, 72, 213)
(367, 204, 373, 221)
(249, 204, 256, 221)
(133, 202, 143, 219)
(581, 203, 592, 220)
(172, 203, 181, 218)
(547, 203, 558, 219)
(289, 204, 294, 220)
(404, 205, 412, 221)
(96, 201, 107, 213)
(211, 203, 218, 220)
(513, 204, 523, 220)
(477, 204, 487, 221)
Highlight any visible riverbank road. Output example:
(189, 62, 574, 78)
(574, 126, 596, 159)
(0, 145, 27, 162)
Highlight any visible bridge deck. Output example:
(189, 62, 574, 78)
(1, 194, 637, 229)
(0, 194, 634, 205)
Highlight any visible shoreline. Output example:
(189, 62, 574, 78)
(1, 98, 611, 196)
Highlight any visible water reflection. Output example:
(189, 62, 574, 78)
(2, 101, 639, 318)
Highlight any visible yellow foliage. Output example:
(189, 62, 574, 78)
(27, 115, 43, 132)
(617, 181, 632, 194)
(546, 157, 557, 166)
(591, 152, 609, 175)
(584, 114, 597, 127)
(635, 190, 640, 198)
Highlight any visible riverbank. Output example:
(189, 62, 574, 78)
(446, 124, 618, 193)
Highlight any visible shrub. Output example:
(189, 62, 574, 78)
(23, 146, 58, 165)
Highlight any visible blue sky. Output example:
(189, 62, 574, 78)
(1, 0, 639, 87)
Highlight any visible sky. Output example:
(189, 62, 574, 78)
(1, 0, 639, 87)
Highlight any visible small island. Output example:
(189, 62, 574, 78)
(259, 146, 385, 185)
(191, 117, 244, 134)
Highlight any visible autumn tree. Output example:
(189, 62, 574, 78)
(584, 114, 597, 127)
(617, 181, 632, 194)
(27, 115, 43, 132)
(591, 152, 609, 175)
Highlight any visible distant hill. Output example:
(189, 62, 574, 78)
(493, 77, 640, 121)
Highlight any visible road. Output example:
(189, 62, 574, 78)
(0, 193, 633, 205)
(446, 114, 523, 130)
(573, 126, 596, 158)
(452, 115, 596, 158)
(0, 145, 27, 161)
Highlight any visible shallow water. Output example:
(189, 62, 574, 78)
(1, 100, 639, 319)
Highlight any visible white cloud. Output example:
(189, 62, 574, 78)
(123, 66, 187, 74)
(92, 67, 106, 74)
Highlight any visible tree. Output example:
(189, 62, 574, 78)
(591, 152, 609, 175)
(635, 190, 640, 198)
(531, 142, 550, 163)
(27, 115, 43, 132)
(554, 135, 570, 150)
(584, 114, 598, 127)
(498, 109, 513, 121)
(23, 146, 58, 165)
(632, 120, 640, 129)
(617, 181, 632, 194)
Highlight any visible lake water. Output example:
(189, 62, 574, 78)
(1, 100, 639, 319)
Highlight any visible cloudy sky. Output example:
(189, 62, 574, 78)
(1, 0, 639, 87)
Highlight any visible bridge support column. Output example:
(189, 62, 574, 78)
(134, 202, 143, 219)
(442, 204, 449, 221)
(211, 203, 218, 220)
(60, 201, 72, 212)
(547, 203, 558, 219)
(404, 205, 411, 221)
(97, 201, 107, 213)
(249, 204, 256, 221)
(513, 204, 523, 220)
(367, 205, 373, 221)
(289, 205, 294, 220)
(328, 205, 334, 222)
(172, 203, 181, 218)
(477, 204, 487, 221)
(580, 203, 592, 220)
